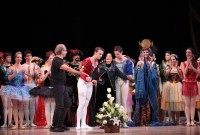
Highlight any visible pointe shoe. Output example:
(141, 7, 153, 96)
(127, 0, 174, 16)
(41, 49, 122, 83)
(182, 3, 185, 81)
(186, 122, 191, 126)
(30, 123, 37, 127)
(81, 124, 92, 129)
(1, 124, 7, 128)
(20, 126, 26, 130)
(76, 126, 81, 130)
(11, 126, 18, 130)
(190, 120, 195, 126)
(8, 124, 14, 128)
(44, 125, 50, 129)
(23, 123, 29, 127)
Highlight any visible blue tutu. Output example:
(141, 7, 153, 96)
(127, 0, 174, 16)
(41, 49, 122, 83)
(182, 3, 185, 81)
(0, 70, 31, 101)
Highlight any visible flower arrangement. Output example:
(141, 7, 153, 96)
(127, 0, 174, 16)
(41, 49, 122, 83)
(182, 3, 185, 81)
(96, 88, 128, 126)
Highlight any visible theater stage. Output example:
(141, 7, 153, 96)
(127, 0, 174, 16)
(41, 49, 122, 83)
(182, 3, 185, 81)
(0, 126, 200, 135)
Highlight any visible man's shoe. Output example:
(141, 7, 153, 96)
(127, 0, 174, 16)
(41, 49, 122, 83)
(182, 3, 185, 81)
(61, 126, 70, 131)
(50, 126, 65, 132)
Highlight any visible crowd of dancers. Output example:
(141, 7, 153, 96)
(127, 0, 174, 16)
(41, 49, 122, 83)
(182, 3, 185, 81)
(0, 39, 200, 132)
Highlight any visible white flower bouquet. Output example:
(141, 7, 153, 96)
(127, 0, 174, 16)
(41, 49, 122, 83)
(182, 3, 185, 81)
(96, 88, 128, 126)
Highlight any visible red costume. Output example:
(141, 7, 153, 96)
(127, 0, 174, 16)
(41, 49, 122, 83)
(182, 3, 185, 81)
(181, 62, 198, 96)
(34, 82, 47, 126)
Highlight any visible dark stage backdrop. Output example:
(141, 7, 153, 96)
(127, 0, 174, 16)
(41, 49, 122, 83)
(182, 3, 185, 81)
(1, 0, 198, 64)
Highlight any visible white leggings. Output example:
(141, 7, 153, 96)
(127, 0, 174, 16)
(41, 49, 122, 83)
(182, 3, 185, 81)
(76, 78, 93, 127)
(44, 98, 55, 126)
(1, 90, 13, 126)
(24, 98, 36, 125)
(24, 83, 36, 125)
(115, 79, 129, 113)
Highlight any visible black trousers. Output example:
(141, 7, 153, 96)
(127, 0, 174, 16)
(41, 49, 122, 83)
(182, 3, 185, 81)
(52, 84, 72, 128)
(64, 85, 78, 127)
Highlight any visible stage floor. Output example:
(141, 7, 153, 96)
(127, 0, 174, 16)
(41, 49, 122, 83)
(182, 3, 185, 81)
(0, 126, 200, 135)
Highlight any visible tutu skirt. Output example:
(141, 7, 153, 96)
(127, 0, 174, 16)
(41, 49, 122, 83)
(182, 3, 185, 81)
(30, 86, 54, 98)
(161, 81, 184, 111)
(0, 85, 31, 101)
